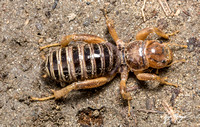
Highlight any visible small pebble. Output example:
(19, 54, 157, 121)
(83, 18, 91, 26)
(35, 23, 43, 30)
(45, 11, 51, 18)
(68, 13, 76, 22)
(86, 2, 90, 5)
(92, 110, 100, 117)
(0, 100, 4, 108)
(93, 10, 101, 22)
(38, 38, 44, 43)
(197, 60, 200, 66)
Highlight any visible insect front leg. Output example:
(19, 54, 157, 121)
(31, 75, 116, 101)
(120, 66, 132, 116)
(40, 34, 106, 50)
(134, 72, 178, 87)
(136, 27, 179, 40)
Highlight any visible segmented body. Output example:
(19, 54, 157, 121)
(45, 42, 120, 84)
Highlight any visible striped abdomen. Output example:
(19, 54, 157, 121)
(45, 42, 120, 84)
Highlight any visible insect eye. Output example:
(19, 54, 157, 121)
(161, 60, 166, 63)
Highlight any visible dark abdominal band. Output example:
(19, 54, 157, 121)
(73, 46, 81, 80)
(93, 44, 101, 76)
(53, 51, 59, 79)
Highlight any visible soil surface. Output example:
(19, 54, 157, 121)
(0, 0, 199, 126)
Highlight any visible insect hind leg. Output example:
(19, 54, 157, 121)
(31, 76, 115, 101)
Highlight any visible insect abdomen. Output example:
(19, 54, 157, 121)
(45, 42, 120, 84)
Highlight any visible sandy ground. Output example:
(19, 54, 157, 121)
(0, 0, 199, 126)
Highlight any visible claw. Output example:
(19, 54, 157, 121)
(167, 59, 186, 67)
(161, 77, 179, 87)
(167, 30, 179, 36)
(31, 95, 55, 101)
(31, 89, 55, 101)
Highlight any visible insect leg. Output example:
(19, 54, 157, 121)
(60, 34, 106, 47)
(163, 42, 187, 48)
(134, 72, 178, 87)
(103, 9, 124, 47)
(40, 34, 106, 50)
(31, 75, 116, 101)
(120, 66, 132, 116)
(136, 27, 179, 40)
(166, 59, 186, 67)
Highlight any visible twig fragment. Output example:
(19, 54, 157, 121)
(52, 0, 59, 10)
(162, 100, 177, 123)
(137, 109, 164, 114)
(158, 0, 173, 16)
(141, 0, 147, 21)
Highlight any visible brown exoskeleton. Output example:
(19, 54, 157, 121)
(31, 10, 187, 116)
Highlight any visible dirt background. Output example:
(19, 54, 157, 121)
(0, 0, 199, 126)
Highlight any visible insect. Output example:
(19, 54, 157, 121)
(31, 10, 187, 116)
